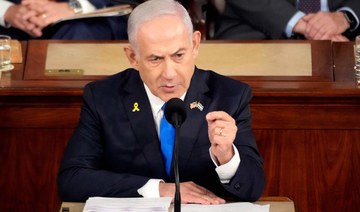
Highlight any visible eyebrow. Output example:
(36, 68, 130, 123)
(146, 48, 187, 59)
(171, 48, 187, 56)
(146, 54, 163, 60)
(174, 48, 186, 53)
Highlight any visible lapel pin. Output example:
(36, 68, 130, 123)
(189, 101, 204, 111)
(132, 102, 140, 112)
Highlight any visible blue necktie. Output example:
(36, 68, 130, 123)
(298, 0, 320, 14)
(160, 105, 175, 176)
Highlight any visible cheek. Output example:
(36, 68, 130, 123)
(182, 66, 195, 81)
(139, 68, 161, 87)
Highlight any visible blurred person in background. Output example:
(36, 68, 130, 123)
(0, 0, 139, 40)
(213, 0, 359, 41)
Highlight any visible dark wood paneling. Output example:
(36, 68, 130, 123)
(256, 129, 360, 212)
(333, 42, 355, 82)
(0, 106, 80, 128)
(251, 96, 360, 130)
(0, 129, 73, 212)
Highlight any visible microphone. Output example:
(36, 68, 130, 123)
(164, 98, 187, 212)
(164, 98, 187, 128)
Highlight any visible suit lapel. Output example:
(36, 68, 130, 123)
(178, 69, 211, 173)
(121, 71, 166, 178)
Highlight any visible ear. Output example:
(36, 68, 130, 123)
(124, 46, 139, 69)
(191, 31, 201, 59)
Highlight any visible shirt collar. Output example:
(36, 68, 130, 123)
(144, 83, 186, 115)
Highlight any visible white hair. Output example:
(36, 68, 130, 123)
(127, 0, 194, 53)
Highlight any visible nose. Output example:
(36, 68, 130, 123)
(162, 58, 177, 79)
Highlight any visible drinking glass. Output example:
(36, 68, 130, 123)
(0, 35, 13, 71)
(354, 35, 360, 85)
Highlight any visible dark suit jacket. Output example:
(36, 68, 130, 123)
(214, 0, 360, 40)
(58, 67, 265, 202)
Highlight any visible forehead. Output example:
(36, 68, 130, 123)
(136, 15, 191, 55)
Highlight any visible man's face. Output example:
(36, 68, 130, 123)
(125, 15, 201, 102)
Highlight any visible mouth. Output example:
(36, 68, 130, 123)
(161, 84, 177, 92)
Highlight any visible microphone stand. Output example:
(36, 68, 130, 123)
(173, 118, 181, 212)
(165, 98, 186, 212)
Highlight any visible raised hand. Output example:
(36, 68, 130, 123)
(206, 111, 237, 165)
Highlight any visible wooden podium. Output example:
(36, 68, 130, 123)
(1, 40, 360, 212)
(59, 197, 295, 212)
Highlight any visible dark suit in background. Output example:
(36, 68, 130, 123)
(214, 0, 360, 40)
(0, 0, 139, 40)
(57, 67, 265, 202)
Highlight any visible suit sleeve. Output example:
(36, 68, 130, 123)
(225, 0, 299, 39)
(57, 84, 149, 202)
(342, 0, 360, 16)
(221, 85, 265, 202)
(87, 0, 138, 8)
(342, 0, 360, 38)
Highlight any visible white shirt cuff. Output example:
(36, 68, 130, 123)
(209, 144, 241, 184)
(137, 179, 164, 198)
(0, 1, 14, 27)
(78, 0, 96, 13)
(338, 7, 360, 31)
(285, 11, 305, 37)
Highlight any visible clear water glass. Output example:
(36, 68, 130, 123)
(355, 35, 360, 85)
(0, 35, 13, 71)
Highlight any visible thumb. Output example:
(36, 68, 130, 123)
(302, 14, 315, 22)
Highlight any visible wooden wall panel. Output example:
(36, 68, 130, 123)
(0, 129, 73, 212)
(256, 129, 360, 212)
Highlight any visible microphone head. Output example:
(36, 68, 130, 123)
(164, 98, 187, 128)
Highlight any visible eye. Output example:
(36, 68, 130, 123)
(173, 53, 184, 60)
(149, 56, 162, 64)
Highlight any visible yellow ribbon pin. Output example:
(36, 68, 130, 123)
(132, 102, 140, 112)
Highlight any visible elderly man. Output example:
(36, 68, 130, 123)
(58, 0, 265, 204)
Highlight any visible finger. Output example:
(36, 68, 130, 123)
(313, 29, 328, 40)
(208, 121, 227, 134)
(24, 21, 37, 31)
(22, 0, 48, 7)
(25, 3, 47, 14)
(305, 14, 323, 36)
(305, 23, 320, 38)
(206, 111, 230, 122)
(184, 183, 225, 204)
(195, 188, 226, 204)
(43, 14, 59, 25)
(302, 13, 315, 22)
(21, 10, 38, 21)
(11, 18, 26, 31)
(331, 35, 349, 42)
(216, 127, 225, 137)
(187, 191, 225, 204)
(206, 112, 235, 135)
(318, 32, 332, 41)
(28, 29, 42, 37)
(30, 25, 43, 37)
(210, 127, 228, 140)
(29, 14, 49, 28)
